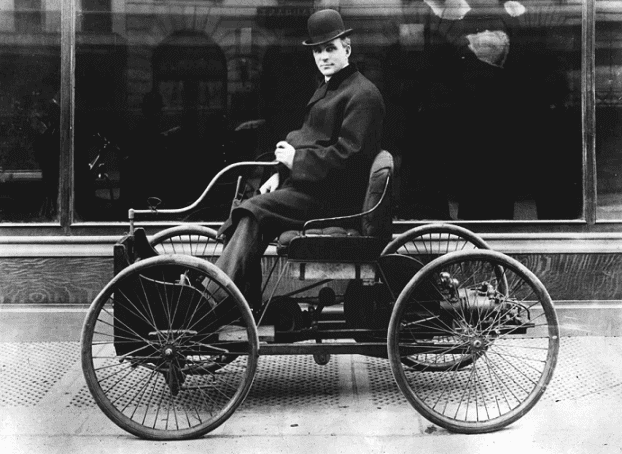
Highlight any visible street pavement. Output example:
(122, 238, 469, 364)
(1, 308, 621, 454)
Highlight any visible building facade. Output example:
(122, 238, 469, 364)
(0, 0, 621, 333)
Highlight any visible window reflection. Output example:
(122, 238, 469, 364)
(596, 0, 622, 219)
(0, 0, 60, 222)
(73, 0, 126, 221)
(390, 0, 582, 220)
(0, 0, 589, 223)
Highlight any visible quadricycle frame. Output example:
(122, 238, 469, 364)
(80, 155, 559, 440)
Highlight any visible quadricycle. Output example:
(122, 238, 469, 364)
(80, 151, 559, 440)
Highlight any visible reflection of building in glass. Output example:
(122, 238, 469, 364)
(0, 0, 61, 220)
(0, 0, 619, 223)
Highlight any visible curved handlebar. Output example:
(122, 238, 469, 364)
(129, 160, 279, 221)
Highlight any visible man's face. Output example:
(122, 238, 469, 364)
(312, 38, 350, 81)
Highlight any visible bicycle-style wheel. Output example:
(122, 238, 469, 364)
(81, 254, 258, 440)
(388, 249, 559, 434)
(382, 223, 491, 263)
(150, 225, 222, 261)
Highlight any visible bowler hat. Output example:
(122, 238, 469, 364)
(303, 9, 353, 46)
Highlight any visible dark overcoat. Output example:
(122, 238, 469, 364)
(221, 63, 385, 240)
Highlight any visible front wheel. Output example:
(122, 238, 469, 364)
(387, 249, 559, 434)
(81, 254, 258, 440)
(381, 223, 494, 370)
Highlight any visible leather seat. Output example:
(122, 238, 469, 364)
(276, 150, 394, 262)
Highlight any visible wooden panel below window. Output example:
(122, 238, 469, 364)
(1, 252, 622, 305)
(0, 257, 112, 305)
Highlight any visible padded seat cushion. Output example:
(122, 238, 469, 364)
(277, 226, 361, 252)
(277, 230, 386, 261)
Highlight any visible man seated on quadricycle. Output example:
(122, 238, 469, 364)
(214, 9, 386, 309)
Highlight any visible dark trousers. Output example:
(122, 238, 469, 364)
(214, 214, 272, 310)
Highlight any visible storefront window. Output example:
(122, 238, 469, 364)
(0, 0, 61, 222)
(596, 0, 622, 220)
(74, 1, 236, 221)
(75, 0, 586, 223)
(0, 0, 590, 224)
(391, 0, 583, 220)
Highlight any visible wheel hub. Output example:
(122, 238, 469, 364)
(469, 336, 488, 353)
(162, 345, 177, 359)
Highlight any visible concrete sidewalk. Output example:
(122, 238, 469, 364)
(1, 310, 622, 454)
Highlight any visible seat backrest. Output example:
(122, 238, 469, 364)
(361, 150, 394, 240)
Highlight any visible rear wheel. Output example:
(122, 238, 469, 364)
(388, 249, 559, 433)
(81, 254, 258, 440)
(382, 223, 491, 264)
(149, 225, 222, 261)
